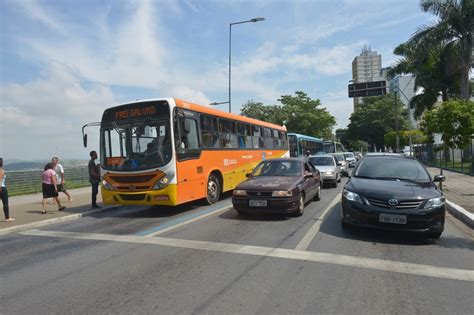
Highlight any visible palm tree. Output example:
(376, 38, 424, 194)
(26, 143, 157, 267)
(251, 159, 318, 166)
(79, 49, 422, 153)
(411, 0, 473, 100)
(388, 41, 460, 117)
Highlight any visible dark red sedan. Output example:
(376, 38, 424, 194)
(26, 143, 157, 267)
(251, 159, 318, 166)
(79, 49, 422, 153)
(232, 158, 321, 216)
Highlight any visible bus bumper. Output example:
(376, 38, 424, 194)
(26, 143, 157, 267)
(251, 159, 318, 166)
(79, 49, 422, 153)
(101, 184, 178, 206)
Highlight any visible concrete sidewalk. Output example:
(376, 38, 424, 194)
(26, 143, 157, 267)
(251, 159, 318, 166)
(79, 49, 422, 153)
(426, 166, 474, 228)
(0, 186, 116, 235)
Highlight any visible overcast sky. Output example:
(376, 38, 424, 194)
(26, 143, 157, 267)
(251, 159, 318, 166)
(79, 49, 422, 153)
(0, 0, 434, 160)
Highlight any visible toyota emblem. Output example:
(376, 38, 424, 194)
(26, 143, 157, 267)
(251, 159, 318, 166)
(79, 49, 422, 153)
(388, 199, 399, 207)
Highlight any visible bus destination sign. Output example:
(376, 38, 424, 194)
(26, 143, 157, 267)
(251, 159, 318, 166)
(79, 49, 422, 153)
(115, 105, 156, 120)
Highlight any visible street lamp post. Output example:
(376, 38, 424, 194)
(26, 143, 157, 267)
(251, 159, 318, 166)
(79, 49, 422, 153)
(391, 86, 414, 156)
(229, 17, 265, 113)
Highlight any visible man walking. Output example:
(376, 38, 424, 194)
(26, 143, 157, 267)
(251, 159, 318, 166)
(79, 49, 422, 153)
(52, 157, 72, 202)
(88, 151, 101, 209)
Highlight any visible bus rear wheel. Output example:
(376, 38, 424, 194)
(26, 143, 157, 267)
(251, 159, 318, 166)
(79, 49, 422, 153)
(206, 174, 221, 204)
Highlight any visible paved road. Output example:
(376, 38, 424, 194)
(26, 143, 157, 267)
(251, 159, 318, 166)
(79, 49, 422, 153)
(1, 177, 473, 314)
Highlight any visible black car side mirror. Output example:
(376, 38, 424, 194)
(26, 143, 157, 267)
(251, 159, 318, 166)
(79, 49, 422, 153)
(246, 173, 251, 178)
(434, 175, 445, 182)
(337, 162, 342, 166)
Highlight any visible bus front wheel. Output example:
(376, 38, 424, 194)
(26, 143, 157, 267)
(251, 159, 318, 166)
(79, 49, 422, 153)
(206, 174, 221, 204)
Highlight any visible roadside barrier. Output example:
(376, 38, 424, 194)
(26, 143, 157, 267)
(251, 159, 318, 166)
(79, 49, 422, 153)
(5, 166, 90, 196)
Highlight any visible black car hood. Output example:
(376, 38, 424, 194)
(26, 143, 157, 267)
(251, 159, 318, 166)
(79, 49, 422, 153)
(347, 177, 442, 200)
(237, 176, 300, 190)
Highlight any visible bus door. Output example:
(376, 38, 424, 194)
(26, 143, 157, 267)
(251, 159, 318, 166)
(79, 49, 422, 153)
(174, 109, 204, 203)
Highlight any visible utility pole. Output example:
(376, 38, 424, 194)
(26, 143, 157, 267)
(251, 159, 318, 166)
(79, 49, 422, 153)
(394, 91, 399, 152)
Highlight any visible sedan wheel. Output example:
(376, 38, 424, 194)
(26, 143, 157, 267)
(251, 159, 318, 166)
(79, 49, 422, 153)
(293, 195, 305, 217)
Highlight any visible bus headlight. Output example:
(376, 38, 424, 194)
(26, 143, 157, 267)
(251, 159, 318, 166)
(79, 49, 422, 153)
(102, 179, 117, 191)
(152, 173, 174, 190)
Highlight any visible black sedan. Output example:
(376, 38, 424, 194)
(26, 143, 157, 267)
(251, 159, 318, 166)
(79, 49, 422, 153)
(232, 158, 321, 216)
(341, 155, 446, 238)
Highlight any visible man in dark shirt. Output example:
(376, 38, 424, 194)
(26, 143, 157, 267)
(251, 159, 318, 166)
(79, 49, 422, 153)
(88, 151, 101, 209)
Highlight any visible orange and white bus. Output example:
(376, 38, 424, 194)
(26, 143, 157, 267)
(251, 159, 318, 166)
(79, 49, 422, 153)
(83, 98, 288, 206)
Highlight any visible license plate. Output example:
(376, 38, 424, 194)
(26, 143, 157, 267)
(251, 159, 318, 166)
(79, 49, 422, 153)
(379, 213, 407, 224)
(249, 200, 267, 207)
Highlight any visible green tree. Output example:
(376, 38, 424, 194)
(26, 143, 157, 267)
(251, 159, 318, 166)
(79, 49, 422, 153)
(406, 0, 473, 100)
(347, 94, 408, 151)
(277, 91, 336, 139)
(422, 99, 474, 149)
(384, 131, 409, 150)
(388, 42, 460, 117)
(240, 91, 336, 139)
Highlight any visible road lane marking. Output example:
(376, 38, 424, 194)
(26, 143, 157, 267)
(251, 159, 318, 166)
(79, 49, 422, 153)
(295, 194, 341, 251)
(21, 229, 474, 282)
(137, 201, 233, 237)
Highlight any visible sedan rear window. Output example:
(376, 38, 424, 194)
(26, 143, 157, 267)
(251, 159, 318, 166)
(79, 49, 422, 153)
(309, 157, 334, 166)
(355, 158, 430, 182)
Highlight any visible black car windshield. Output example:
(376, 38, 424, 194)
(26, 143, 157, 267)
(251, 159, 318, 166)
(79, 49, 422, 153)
(309, 156, 334, 166)
(252, 160, 301, 177)
(354, 157, 430, 182)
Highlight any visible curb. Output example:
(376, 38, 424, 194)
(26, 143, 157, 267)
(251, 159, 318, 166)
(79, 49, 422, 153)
(0, 205, 121, 236)
(446, 200, 474, 229)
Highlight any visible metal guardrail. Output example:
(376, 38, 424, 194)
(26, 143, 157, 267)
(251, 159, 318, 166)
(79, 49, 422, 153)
(5, 166, 90, 196)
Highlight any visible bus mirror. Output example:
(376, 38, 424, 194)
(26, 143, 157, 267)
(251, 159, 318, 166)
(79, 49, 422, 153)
(83, 134, 88, 148)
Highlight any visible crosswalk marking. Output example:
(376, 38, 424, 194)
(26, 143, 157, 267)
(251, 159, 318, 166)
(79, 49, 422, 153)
(21, 229, 474, 282)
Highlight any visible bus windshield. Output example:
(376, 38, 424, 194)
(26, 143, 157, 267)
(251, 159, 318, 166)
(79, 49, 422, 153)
(101, 120, 172, 171)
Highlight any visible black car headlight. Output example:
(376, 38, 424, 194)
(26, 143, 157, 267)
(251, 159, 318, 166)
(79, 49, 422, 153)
(423, 197, 445, 209)
(343, 189, 363, 204)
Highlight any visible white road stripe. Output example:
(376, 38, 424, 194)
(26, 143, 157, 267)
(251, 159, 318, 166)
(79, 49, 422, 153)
(295, 194, 341, 250)
(143, 205, 233, 237)
(21, 229, 474, 282)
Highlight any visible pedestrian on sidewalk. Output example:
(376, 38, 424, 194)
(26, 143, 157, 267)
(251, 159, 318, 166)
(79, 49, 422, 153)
(52, 156, 72, 202)
(88, 151, 101, 209)
(0, 157, 15, 222)
(42, 163, 66, 214)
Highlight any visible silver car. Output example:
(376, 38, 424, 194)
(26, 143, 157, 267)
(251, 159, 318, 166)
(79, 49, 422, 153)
(308, 155, 341, 188)
(343, 152, 357, 168)
(332, 153, 348, 176)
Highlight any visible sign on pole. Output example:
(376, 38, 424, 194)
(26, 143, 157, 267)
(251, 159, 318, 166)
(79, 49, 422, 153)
(348, 80, 387, 98)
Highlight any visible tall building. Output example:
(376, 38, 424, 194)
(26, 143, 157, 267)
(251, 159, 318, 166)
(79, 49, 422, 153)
(351, 46, 385, 109)
(389, 74, 417, 127)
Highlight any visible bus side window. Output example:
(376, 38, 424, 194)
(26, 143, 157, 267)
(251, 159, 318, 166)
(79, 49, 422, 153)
(200, 115, 219, 148)
(252, 125, 262, 148)
(237, 123, 252, 149)
(263, 127, 273, 149)
(219, 119, 238, 149)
